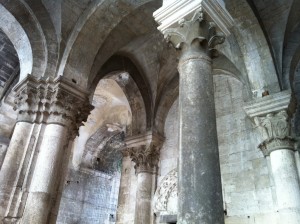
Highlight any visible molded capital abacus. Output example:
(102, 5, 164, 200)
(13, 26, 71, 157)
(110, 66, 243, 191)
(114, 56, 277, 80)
(153, 0, 233, 56)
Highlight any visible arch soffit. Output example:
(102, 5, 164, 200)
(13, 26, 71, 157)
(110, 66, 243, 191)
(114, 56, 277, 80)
(90, 54, 151, 132)
(104, 71, 147, 136)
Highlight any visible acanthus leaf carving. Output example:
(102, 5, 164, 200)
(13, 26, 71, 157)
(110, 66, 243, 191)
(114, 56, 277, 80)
(128, 143, 161, 174)
(254, 110, 296, 155)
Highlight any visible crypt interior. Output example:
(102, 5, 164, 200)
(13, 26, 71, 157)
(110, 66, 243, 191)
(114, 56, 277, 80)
(0, 0, 300, 223)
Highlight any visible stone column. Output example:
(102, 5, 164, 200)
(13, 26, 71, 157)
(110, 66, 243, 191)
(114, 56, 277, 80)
(130, 145, 159, 224)
(116, 151, 132, 224)
(125, 132, 163, 224)
(0, 75, 92, 223)
(154, 1, 233, 223)
(0, 122, 35, 219)
(244, 91, 300, 224)
(0, 136, 9, 169)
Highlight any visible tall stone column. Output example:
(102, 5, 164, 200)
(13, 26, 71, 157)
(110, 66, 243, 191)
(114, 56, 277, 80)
(0, 75, 92, 223)
(154, 1, 233, 223)
(245, 91, 300, 224)
(125, 132, 163, 224)
(116, 151, 133, 224)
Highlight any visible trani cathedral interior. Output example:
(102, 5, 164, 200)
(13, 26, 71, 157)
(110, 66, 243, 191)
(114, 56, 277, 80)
(0, 0, 300, 223)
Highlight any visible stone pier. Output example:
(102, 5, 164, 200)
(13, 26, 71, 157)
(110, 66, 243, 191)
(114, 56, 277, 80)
(154, 0, 233, 223)
(0, 75, 92, 223)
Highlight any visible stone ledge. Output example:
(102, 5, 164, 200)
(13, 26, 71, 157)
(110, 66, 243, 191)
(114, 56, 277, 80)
(153, 0, 233, 36)
(243, 90, 291, 118)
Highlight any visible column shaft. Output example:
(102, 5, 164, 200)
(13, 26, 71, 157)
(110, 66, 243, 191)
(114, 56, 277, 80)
(117, 156, 132, 224)
(134, 172, 153, 224)
(0, 122, 34, 219)
(270, 149, 300, 223)
(21, 124, 68, 224)
(178, 46, 224, 224)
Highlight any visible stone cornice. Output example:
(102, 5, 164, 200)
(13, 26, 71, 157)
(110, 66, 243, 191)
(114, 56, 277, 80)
(153, 0, 233, 36)
(243, 91, 291, 119)
(125, 131, 164, 148)
(13, 75, 94, 137)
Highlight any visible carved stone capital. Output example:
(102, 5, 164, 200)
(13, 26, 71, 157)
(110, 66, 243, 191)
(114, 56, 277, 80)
(153, 0, 233, 56)
(127, 144, 161, 174)
(13, 75, 94, 137)
(254, 110, 296, 156)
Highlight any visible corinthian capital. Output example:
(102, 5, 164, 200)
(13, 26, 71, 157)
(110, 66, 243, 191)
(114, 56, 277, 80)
(153, 0, 233, 54)
(244, 91, 295, 156)
(128, 144, 161, 174)
(13, 75, 94, 137)
(254, 110, 295, 155)
(123, 131, 164, 174)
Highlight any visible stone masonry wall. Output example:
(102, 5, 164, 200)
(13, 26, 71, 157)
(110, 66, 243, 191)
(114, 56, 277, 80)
(214, 75, 278, 223)
(57, 168, 120, 224)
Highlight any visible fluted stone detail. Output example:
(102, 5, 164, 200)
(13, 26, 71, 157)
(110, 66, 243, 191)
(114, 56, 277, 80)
(13, 75, 93, 137)
(254, 110, 295, 156)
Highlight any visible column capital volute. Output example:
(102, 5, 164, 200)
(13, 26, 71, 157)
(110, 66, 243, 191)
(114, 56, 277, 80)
(244, 91, 296, 156)
(12, 75, 94, 138)
(153, 0, 233, 54)
(122, 131, 164, 174)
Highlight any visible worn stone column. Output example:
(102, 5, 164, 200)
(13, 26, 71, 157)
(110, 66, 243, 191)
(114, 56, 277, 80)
(125, 132, 163, 224)
(0, 122, 35, 219)
(116, 151, 133, 224)
(0, 75, 92, 223)
(245, 91, 300, 224)
(131, 146, 158, 224)
(0, 136, 10, 169)
(154, 1, 233, 223)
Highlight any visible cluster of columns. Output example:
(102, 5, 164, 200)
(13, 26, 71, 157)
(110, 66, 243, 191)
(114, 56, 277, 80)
(245, 91, 300, 223)
(0, 75, 92, 223)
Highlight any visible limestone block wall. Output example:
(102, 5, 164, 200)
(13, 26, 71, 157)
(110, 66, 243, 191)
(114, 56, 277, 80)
(214, 75, 278, 223)
(57, 168, 121, 224)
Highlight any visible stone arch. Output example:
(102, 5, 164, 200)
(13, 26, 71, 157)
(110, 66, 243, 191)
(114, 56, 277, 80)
(90, 54, 151, 132)
(153, 169, 178, 215)
(0, 0, 59, 80)
(0, 4, 32, 81)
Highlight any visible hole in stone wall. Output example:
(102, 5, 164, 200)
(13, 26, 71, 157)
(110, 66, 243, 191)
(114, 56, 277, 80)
(72, 79, 77, 84)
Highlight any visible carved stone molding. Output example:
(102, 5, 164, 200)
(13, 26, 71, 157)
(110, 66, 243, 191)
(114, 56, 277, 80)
(254, 110, 295, 156)
(153, 169, 178, 215)
(13, 75, 93, 137)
